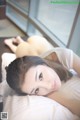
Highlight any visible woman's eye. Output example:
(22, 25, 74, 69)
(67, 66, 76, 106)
(39, 73, 43, 81)
(35, 88, 39, 94)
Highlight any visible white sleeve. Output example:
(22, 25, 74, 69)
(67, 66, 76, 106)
(41, 47, 73, 70)
(55, 48, 73, 69)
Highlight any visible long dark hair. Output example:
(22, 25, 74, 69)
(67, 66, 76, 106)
(6, 56, 73, 95)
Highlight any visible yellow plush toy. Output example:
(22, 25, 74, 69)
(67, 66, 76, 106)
(15, 35, 54, 58)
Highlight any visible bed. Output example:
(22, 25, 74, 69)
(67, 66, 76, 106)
(0, 38, 80, 120)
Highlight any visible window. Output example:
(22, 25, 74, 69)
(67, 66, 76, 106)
(10, 0, 29, 12)
(6, 0, 80, 50)
(36, 0, 79, 46)
(6, 5, 28, 31)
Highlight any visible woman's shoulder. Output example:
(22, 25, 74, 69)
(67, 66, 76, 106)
(41, 47, 74, 70)
(60, 75, 80, 100)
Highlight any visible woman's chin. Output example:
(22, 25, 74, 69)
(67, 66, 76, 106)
(54, 80, 61, 91)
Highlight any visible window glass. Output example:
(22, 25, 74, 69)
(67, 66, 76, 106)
(27, 22, 43, 37)
(6, 5, 28, 32)
(36, 0, 79, 45)
(9, 0, 29, 13)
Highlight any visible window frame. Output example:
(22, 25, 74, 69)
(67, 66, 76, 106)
(6, 0, 80, 49)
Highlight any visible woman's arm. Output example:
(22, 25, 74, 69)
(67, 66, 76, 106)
(47, 91, 80, 117)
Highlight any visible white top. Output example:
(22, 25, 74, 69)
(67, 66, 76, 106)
(41, 47, 73, 69)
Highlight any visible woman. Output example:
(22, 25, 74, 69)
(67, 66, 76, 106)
(4, 36, 80, 117)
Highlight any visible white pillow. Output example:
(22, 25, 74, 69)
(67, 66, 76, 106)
(1, 53, 79, 120)
(3, 95, 79, 120)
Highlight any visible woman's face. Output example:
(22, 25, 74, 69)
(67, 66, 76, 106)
(21, 65, 61, 96)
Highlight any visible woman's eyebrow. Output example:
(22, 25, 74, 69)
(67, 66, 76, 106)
(30, 71, 38, 94)
(35, 71, 37, 81)
(30, 88, 35, 94)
